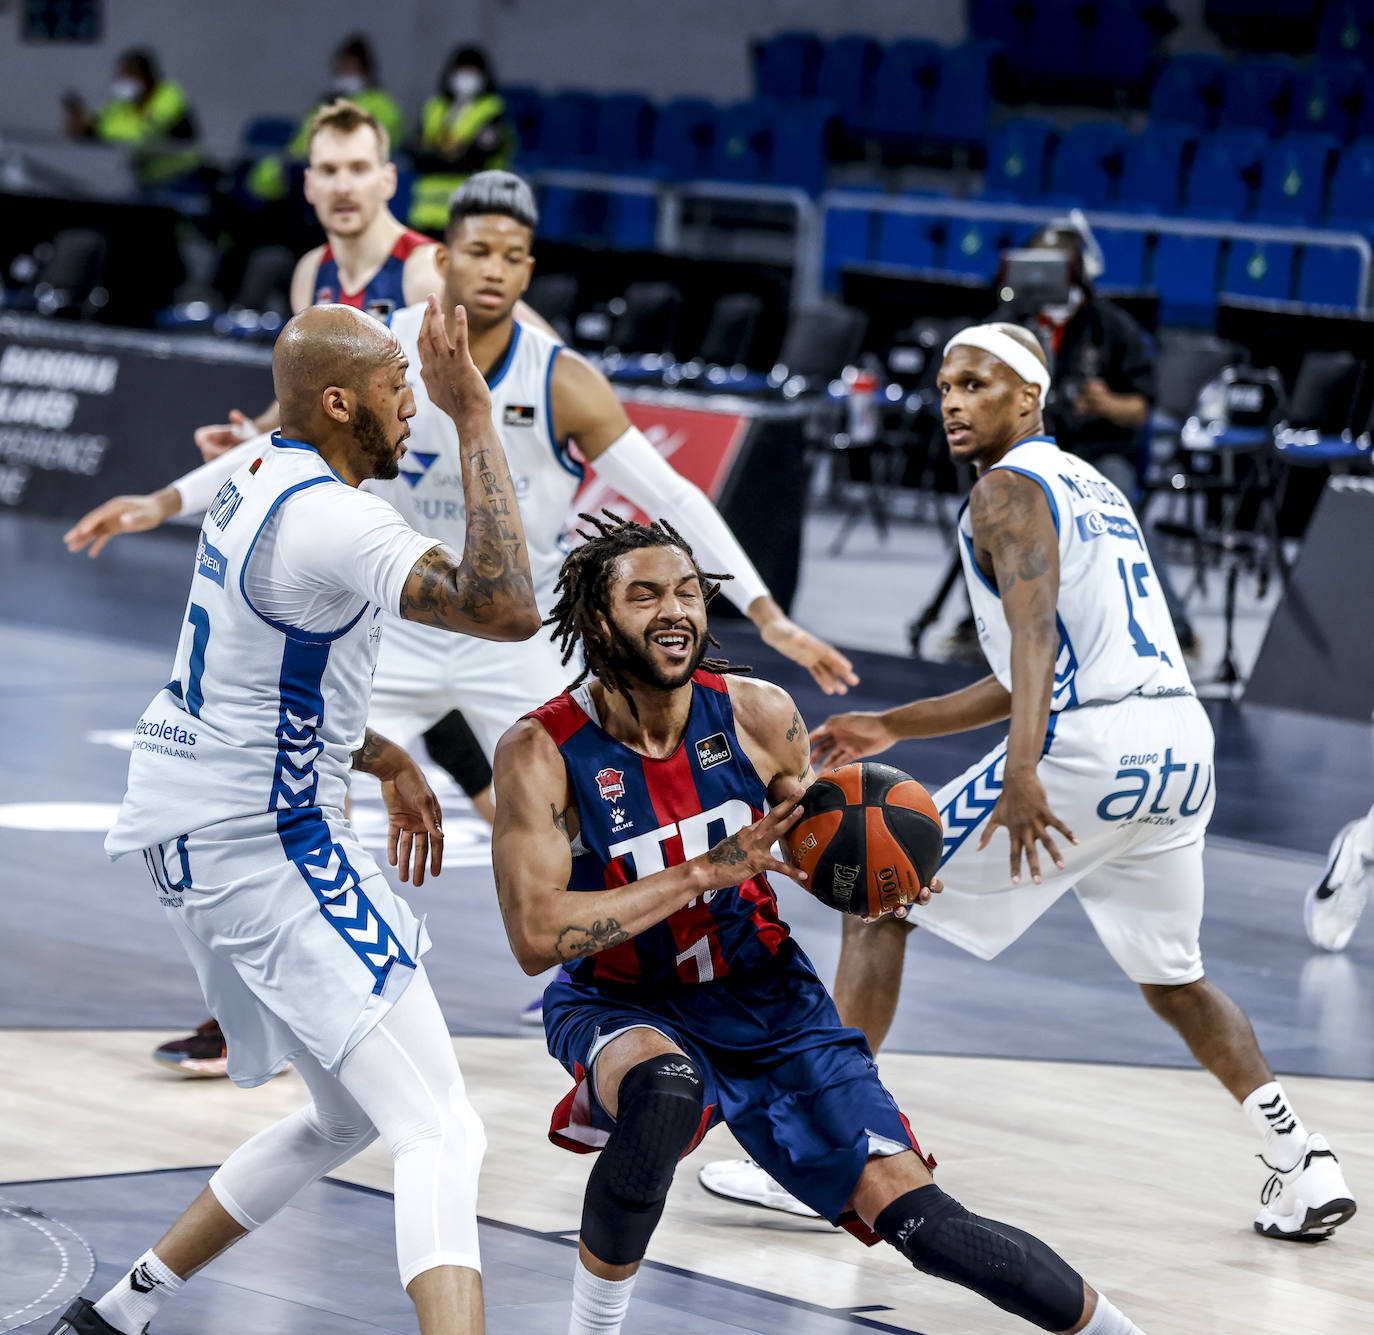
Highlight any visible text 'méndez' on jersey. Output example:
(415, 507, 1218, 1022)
(527, 671, 789, 989)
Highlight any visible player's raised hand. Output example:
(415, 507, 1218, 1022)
(194, 409, 256, 461)
(977, 768, 1078, 886)
(63, 489, 180, 557)
(758, 613, 860, 696)
(700, 790, 809, 890)
(383, 760, 445, 887)
(417, 294, 492, 425)
(810, 710, 897, 770)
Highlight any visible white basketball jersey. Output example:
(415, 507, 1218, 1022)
(958, 436, 1193, 709)
(107, 441, 422, 854)
(376, 307, 581, 601)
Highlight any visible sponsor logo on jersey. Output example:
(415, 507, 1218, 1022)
(196, 533, 227, 587)
(503, 404, 536, 427)
(316, 286, 335, 303)
(136, 717, 198, 747)
(596, 767, 625, 801)
(1075, 510, 1141, 545)
(695, 732, 731, 770)
(397, 450, 440, 489)
(609, 804, 633, 832)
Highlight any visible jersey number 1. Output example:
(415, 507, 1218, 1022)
(185, 602, 211, 717)
(1116, 559, 1160, 661)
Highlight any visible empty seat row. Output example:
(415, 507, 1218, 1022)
(986, 119, 1374, 228)
(822, 208, 1366, 323)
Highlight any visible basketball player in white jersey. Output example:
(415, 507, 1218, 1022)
(699, 323, 1358, 1245)
(47, 300, 539, 1335)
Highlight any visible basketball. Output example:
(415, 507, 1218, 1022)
(785, 762, 943, 917)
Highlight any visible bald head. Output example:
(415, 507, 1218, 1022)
(272, 304, 400, 425)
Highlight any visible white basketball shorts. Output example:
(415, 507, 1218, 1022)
(367, 614, 574, 761)
(143, 808, 431, 1087)
(916, 693, 1215, 985)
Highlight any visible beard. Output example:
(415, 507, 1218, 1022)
(353, 401, 399, 481)
(603, 616, 709, 692)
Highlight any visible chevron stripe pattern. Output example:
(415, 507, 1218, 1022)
(272, 707, 323, 811)
(938, 749, 1007, 864)
(1052, 616, 1080, 710)
(290, 828, 413, 993)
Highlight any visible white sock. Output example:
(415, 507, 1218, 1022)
(568, 1257, 638, 1335)
(93, 1249, 184, 1335)
(1081, 1292, 1146, 1334)
(1348, 805, 1374, 861)
(1242, 1080, 1310, 1172)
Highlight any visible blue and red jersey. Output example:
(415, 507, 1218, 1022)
(527, 671, 790, 989)
(312, 227, 430, 320)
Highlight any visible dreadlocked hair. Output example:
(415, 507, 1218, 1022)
(545, 510, 751, 706)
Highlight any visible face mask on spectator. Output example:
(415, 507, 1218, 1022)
(332, 72, 366, 95)
(449, 68, 484, 101)
(111, 77, 142, 102)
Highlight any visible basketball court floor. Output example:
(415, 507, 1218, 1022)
(1, 511, 1370, 1334)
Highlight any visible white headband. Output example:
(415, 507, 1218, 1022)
(944, 326, 1051, 399)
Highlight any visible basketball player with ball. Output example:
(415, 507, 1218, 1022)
(701, 322, 1358, 1245)
(490, 511, 1150, 1335)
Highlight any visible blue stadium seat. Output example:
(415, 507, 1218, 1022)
(539, 91, 597, 165)
(866, 39, 942, 140)
(708, 101, 771, 182)
(1297, 244, 1365, 309)
(983, 118, 1055, 202)
(606, 192, 657, 251)
(766, 99, 835, 195)
(1218, 57, 1297, 137)
(589, 94, 656, 173)
(1149, 54, 1227, 133)
(539, 185, 591, 242)
(503, 86, 544, 166)
(1088, 0, 1154, 95)
(1025, 0, 1094, 93)
(1184, 129, 1268, 219)
(1094, 229, 1148, 289)
(969, 0, 1029, 48)
(240, 117, 294, 151)
(1154, 234, 1222, 327)
(1291, 60, 1365, 141)
(876, 210, 938, 271)
(816, 35, 882, 136)
(651, 99, 716, 180)
(1046, 121, 1127, 208)
(942, 216, 1011, 278)
(1318, 2, 1374, 66)
(1117, 125, 1193, 214)
(753, 30, 822, 100)
(1256, 134, 1337, 225)
(1221, 241, 1297, 303)
(823, 207, 874, 290)
(927, 41, 998, 151)
(1326, 137, 1374, 229)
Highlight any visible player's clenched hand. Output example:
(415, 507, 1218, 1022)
(699, 790, 808, 890)
(977, 768, 1077, 886)
(417, 294, 492, 425)
(810, 710, 896, 770)
(383, 761, 445, 887)
(759, 615, 860, 696)
(194, 410, 256, 461)
(63, 490, 179, 557)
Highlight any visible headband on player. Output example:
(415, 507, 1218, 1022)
(944, 326, 1052, 400)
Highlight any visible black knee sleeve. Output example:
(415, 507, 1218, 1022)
(421, 710, 492, 799)
(580, 1055, 705, 1266)
(875, 1185, 1084, 1332)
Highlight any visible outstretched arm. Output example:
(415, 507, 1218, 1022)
(396, 297, 540, 640)
(491, 719, 806, 975)
(554, 350, 860, 694)
(967, 468, 1077, 883)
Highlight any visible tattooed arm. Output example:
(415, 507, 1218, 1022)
(967, 466, 1076, 883)
(397, 297, 540, 641)
(351, 728, 446, 886)
(490, 717, 807, 975)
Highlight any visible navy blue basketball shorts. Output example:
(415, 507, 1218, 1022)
(543, 938, 930, 1231)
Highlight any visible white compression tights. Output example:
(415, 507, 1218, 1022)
(208, 965, 486, 1286)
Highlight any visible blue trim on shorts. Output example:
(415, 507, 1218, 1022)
(937, 745, 1006, 865)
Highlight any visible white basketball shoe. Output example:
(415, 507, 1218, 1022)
(1304, 819, 1373, 952)
(697, 1159, 820, 1218)
(1254, 1134, 1357, 1241)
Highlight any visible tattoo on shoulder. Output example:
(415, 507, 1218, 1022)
(555, 919, 629, 961)
(969, 471, 1051, 592)
(785, 708, 803, 742)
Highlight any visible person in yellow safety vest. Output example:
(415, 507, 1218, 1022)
(61, 47, 201, 192)
(248, 33, 404, 203)
(408, 45, 514, 233)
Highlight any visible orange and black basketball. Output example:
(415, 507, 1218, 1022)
(786, 762, 943, 917)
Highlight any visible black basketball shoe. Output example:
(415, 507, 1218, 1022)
(45, 1297, 144, 1334)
